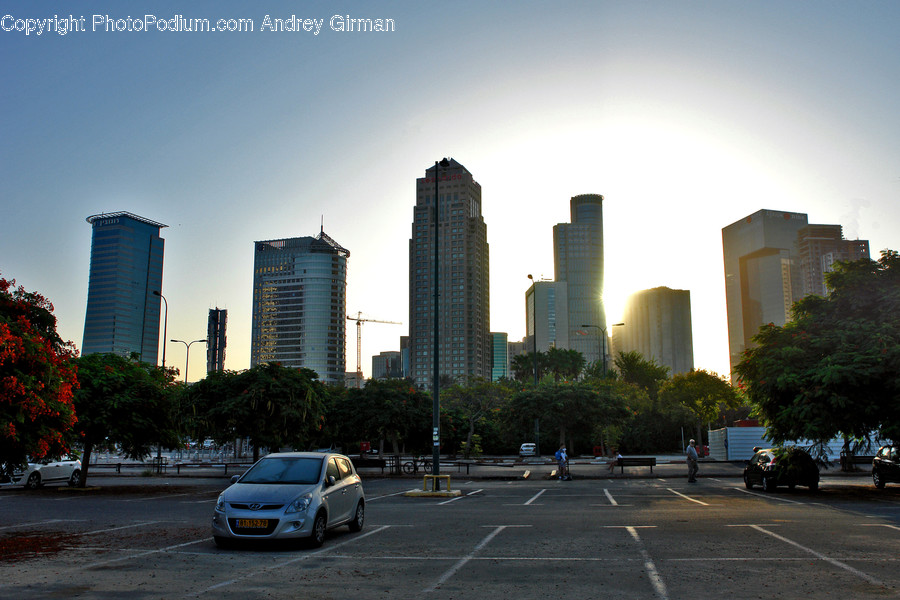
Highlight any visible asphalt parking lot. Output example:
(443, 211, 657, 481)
(1, 472, 898, 599)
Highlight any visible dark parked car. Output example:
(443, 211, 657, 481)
(872, 444, 900, 489)
(743, 447, 819, 492)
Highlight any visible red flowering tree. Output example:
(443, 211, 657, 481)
(0, 275, 78, 477)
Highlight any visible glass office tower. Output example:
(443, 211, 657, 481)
(82, 212, 167, 364)
(250, 230, 348, 385)
(553, 194, 605, 366)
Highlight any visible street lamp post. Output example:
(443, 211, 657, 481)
(527, 274, 540, 456)
(153, 291, 167, 368)
(432, 158, 449, 485)
(581, 323, 624, 376)
(171, 338, 206, 383)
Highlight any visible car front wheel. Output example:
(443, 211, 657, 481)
(744, 474, 753, 489)
(349, 500, 365, 532)
(873, 471, 885, 490)
(310, 511, 327, 547)
(25, 472, 41, 489)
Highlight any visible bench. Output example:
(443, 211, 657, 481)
(615, 457, 656, 474)
(353, 457, 388, 473)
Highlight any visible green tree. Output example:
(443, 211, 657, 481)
(441, 376, 509, 458)
(659, 369, 743, 448)
(73, 352, 180, 486)
(216, 363, 329, 461)
(736, 250, 900, 452)
(507, 381, 630, 455)
(511, 351, 548, 383)
(0, 276, 78, 476)
(545, 347, 586, 382)
(614, 351, 670, 401)
(338, 378, 430, 457)
(181, 370, 240, 452)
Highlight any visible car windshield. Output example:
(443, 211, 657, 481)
(239, 457, 323, 485)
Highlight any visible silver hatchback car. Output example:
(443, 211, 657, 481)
(212, 452, 365, 548)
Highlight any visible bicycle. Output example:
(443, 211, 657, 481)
(402, 457, 432, 474)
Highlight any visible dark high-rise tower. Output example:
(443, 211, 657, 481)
(207, 308, 227, 374)
(408, 158, 490, 387)
(82, 212, 167, 363)
(553, 194, 605, 366)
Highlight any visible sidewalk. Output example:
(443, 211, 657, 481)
(83, 455, 870, 482)
(403, 456, 746, 481)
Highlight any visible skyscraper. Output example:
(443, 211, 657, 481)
(207, 308, 227, 374)
(82, 211, 167, 364)
(408, 158, 490, 387)
(553, 194, 605, 366)
(722, 209, 870, 379)
(797, 224, 870, 297)
(250, 229, 349, 385)
(722, 209, 808, 377)
(613, 287, 694, 376)
(372, 351, 402, 379)
(491, 332, 508, 381)
(525, 279, 569, 353)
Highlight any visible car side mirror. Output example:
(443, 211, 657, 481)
(230, 475, 240, 484)
(325, 475, 337, 487)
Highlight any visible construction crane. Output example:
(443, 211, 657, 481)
(347, 312, 401, 388)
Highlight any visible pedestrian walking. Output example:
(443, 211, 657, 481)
(686, 438, 699, 482)
(555, 443, 571, 480)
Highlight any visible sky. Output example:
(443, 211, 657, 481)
(2, 1, 899, 382)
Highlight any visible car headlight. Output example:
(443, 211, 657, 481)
(215, 494, 226, 513)
(286, 494, 312, 514)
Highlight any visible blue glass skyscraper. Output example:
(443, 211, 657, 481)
(82, 212, 167, 363)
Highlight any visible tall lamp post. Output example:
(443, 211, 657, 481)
(527, 274, 540, 455)
(153, 291, 168, 368)
(581, 322, 624, 375)
(171, 338, 206, 383)
(432, 158, 450, 485)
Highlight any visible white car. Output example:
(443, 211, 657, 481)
(212, 452, 365, 548)
(519, 443, 537, 457)
(0, 455, 82, 489)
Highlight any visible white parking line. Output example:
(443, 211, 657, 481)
(0, 518, 86, 531)
(424, 525, 507, 593)
(123, 492, 198, 502)
(365, 490, 409, 501)
(734, 488, 804, 504)
(84, 537, 209, 570)
(193, 525, 391, 596)
(861, 524, 900, 531)
(667, 488, 709, 506)
(604, 488, 618, 506)
(747, 524, 884, 586)
(523, 489, 546, 505)
(625, 526, 669, 600)
(78, 521, 161, 536)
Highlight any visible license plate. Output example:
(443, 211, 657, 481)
(236, 519, 268, 529)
